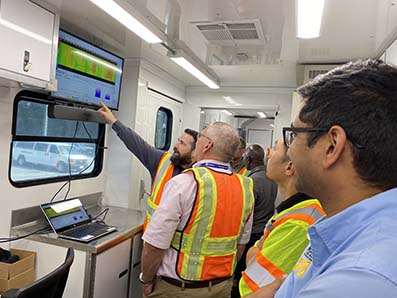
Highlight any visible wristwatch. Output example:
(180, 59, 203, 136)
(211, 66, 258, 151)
(139, 272, 155, 284)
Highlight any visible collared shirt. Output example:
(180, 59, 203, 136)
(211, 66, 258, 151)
(142, 159, 253, 280)
(276, 188, 397, 298)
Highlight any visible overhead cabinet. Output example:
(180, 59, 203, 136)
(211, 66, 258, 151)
(0, 0, 58, 89)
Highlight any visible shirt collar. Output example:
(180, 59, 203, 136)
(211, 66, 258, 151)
(276, 192, 314, 213)
(309, 188, 397, 257)
(248, 165, 265, 176)
(194, 160, 232, 173)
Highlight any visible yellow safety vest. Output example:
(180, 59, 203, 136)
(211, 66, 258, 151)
(238, 166, 250, 176)
(171, 167, 254, 281)
(239, 199, 325, 296)
(144, 152, 174, 230)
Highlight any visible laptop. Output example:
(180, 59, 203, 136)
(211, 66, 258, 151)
(40, 198, 117, 242)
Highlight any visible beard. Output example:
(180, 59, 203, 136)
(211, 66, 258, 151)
(170, 148, 193, 167)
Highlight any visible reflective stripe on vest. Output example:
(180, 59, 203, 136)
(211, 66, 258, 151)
(240, 199, 325, 295)
(171, 167, 254, 281)
(238, 166, 250, 176)
(144, 152, 174, 230)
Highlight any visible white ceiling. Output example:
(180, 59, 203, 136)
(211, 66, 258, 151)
(43, 0, 397, 88)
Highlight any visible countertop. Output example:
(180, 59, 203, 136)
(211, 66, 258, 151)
(12, 206, 145, 254)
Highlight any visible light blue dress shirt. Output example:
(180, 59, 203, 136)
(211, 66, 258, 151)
(276, 188, 397, 298)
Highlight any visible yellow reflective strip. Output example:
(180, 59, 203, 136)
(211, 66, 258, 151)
(182, 168, 218, 280)
(205, 237, 237, 255)
(151, 153, 172, 200)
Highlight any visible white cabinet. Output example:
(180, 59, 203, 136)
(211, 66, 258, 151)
(93, 239, 131, 298)
(0, 0, 58, 89)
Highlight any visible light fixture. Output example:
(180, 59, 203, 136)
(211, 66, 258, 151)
(257, 112, 267, 118)
(223, 96, 242, 106)
(90, 0, 164, 43)
(222, 110, 233, 116)
(296, 0, 325, 39)
(168, 42, 220, 89)
(170, 56, 220, 89)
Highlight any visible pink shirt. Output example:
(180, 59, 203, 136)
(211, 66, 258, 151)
(142, 160, 253, 280)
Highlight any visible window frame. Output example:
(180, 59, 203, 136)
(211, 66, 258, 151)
(9, 90, 105, 187)
(154, 107, 173, 151)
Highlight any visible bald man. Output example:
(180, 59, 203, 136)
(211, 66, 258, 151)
(141, 122, 255, 298)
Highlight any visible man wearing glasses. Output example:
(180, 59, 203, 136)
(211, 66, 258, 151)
(239, 139, 324, 297)
(247, 59, 397, 298)
(141, 122, 255, 298)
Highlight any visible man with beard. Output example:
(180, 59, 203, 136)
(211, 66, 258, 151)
(98, 102, 198, 228)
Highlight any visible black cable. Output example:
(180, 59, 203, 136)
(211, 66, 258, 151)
(50, 121, 79, 203)
(92, 207, 109, 224)
(63, 121, 80, 201)
(0, 227, 51, 243)
(49, 121, 105, 203)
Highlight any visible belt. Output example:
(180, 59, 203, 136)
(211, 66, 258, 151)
(160, 276, 230, 289)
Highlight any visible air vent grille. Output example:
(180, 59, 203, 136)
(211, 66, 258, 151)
(192, 19, 264, 43)
(308, 70, 328, 79)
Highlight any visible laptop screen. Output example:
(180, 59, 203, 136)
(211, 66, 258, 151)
(41, 199, 90, 233)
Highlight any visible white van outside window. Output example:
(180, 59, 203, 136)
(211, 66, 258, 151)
(10, 91, 105, 186)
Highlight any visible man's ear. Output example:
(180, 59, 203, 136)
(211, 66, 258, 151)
(284, 161, 296, 176)
(323, 125, 347, 169)
(202, 141, 213, 153)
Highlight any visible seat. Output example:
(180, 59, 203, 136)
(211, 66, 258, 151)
(2, 248, 74, 298)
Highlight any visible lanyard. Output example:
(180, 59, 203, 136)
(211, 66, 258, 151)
(198, 162, 229, 170)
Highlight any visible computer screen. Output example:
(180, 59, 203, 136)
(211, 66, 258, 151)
(51, 30, 124, 110)
(41, 199, 90, 232)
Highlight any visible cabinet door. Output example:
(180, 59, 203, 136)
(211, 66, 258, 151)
(93, 239, 131, 298)
(0, 0, 55, 81)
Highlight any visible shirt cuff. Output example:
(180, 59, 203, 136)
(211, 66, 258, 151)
(112, 120, 122, 133)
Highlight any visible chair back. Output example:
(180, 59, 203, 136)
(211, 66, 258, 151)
(2, 248, 74, 298)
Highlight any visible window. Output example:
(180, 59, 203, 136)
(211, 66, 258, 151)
(154, 107, 172, 150)
(10, 91, 105, 186)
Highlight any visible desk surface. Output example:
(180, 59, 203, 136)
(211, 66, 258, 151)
(13, 206, 145, 254)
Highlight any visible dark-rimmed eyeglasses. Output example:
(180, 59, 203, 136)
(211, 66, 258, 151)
(282, 127, 365, 149)
(198, 133, 213, 143)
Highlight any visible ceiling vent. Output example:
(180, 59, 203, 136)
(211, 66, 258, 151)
(303, 65, 340, 83)
(191, 19, 265, 45)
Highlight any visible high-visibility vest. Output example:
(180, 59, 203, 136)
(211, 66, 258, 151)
(144, 152, 174, 230)
(170, 167, 254, 281)
(239, 199, 325, 296)
(238, 166, 250, 176)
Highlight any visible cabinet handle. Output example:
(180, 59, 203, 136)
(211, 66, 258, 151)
(118, 269, 129, 279)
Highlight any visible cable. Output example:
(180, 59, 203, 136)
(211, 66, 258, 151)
(0, 227, 51, 243)
(49, 121, 105, 203)
(63, 121, 80, 201)
(92, 207, 109, 224)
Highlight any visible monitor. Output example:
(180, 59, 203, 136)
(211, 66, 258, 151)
(51, 30, 124, 110)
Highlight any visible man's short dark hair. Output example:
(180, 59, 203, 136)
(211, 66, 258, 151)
(247, 144, 265, 164)
(297, 59, 397, 189)
(184, 128, 199, 149)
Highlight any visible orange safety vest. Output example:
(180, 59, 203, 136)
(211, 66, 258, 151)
(171, 167, 254, 281)
(143, 152, 174, 230)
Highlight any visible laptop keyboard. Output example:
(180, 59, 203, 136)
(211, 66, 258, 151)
(62, 222, 110, 238)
